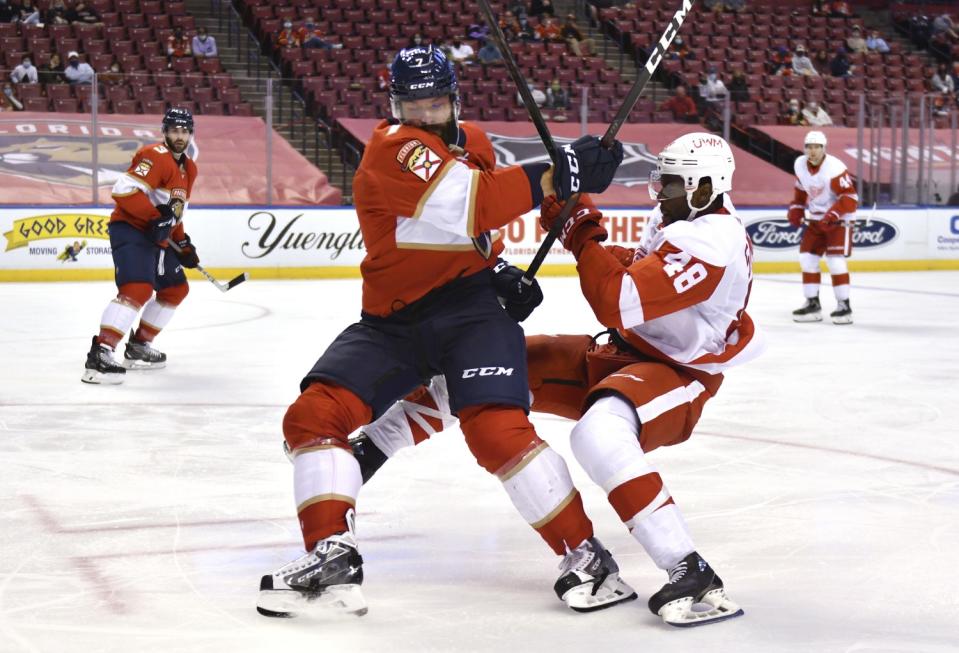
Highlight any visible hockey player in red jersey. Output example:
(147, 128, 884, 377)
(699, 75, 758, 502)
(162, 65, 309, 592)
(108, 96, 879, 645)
(787, 130, 859, 324)
(351, 133, 764, 628)
(256, 45, 629, 618)
(81, 107, 200, 384)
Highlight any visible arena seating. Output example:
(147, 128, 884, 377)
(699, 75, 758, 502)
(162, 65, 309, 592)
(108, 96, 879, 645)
(0, 0, 251, 116)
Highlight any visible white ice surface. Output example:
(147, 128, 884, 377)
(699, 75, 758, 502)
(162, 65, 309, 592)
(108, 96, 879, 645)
(1, 272, 958, 653)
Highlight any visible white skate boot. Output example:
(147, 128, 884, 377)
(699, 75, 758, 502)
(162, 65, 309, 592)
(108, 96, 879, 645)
(554, 537, 637, 612)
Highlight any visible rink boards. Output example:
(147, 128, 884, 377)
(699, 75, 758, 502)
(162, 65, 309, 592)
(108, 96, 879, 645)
(1, 205, 958, 281)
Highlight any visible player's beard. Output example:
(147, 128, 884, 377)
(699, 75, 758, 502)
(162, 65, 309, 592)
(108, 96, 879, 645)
(164, 135, 190, 156)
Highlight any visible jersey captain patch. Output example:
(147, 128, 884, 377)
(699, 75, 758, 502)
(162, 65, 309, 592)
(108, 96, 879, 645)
(405, 144, 442, 182)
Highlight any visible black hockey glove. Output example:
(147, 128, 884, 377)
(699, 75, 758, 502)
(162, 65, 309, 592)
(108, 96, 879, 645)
(491, 258, 543, 322)
(148, 204, 177, 244)
(552, 135, 624, 201)
(173, 234, 199, 269)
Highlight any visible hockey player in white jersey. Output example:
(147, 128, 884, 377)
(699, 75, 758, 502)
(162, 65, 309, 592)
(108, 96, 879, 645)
(350, 133, 764, 628)
(787, 130, 859, 324)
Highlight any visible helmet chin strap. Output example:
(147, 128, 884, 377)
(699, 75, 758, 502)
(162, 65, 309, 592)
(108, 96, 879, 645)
(684, 187, 717, 220)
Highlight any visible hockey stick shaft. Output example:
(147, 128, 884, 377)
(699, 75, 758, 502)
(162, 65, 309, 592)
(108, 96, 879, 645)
(521, 0, 695, 284)
(477, 0, 558, 165)
(167, 240, 248, 292)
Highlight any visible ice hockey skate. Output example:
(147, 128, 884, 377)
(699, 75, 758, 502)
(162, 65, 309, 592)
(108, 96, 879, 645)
(830, 299, 853, 325)
(257, 512, 366, 618)
(554, 537, 637, 612)
(81, 336, 126, 384)
(792, 296, 822, 322)
(647, 552, 743, 627)
(123, 330, 167, 369)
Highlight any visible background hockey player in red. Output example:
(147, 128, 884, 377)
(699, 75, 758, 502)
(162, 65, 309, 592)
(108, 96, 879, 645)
(81, 107, 200, 384)
(257, 45, 629, 618)
(351, 134, 764, 628)
(787, 130, 859, 324)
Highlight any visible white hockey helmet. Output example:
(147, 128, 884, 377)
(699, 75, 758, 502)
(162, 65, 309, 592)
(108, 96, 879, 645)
(647, 132, 735, 213)
(804, 130, 827, 147)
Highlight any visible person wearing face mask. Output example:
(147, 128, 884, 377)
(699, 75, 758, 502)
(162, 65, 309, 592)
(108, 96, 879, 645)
(11, 54, 38, 84)
(446, 36, 475, 64)
(1, 83, 24, 112)
(275, 21, 301, 48)
(698, 65, 727, 106)
(63, 51, 95, 85)
(191, 26, 218, 58)
(0, 0, 17, 23)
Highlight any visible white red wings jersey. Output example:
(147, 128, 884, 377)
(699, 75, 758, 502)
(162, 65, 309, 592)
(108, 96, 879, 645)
(353, 120, 537, 317)
(111, 142, 197, 241)
(792, 153, 858, 220)
(577, 195, 764, 376)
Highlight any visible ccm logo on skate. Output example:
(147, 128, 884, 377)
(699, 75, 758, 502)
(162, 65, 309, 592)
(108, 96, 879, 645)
(462, 367, 514, 379)
(746, 218, 899, 249)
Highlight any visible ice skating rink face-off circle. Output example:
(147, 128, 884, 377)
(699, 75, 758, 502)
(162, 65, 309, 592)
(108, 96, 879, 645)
(1, 273, 957, 653)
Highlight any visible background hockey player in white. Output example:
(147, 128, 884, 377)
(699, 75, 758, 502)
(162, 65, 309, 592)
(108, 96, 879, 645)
(787, 130, 859, 324)
(351, 133, 764, 628)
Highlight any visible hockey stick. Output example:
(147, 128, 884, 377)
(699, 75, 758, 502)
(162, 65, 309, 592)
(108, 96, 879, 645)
(167, 240, 249, 292)
(519, 0, 695, 284)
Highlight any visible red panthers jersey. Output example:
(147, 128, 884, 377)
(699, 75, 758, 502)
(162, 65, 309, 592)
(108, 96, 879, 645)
(111, 142, 198, 243)
(353, 120, 539, 317)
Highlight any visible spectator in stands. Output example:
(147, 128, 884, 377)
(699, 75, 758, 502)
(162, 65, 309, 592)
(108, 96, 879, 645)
(66, 0, 100, 25)
(38, 53, 67, 85)
(931, 14, 958, 43)
(99, 58, 123, 85)
(535, 16, 564, 43)
(865, 30, 890, 54)
(0, 0, 17, 23)
(477, 39, 504, 65)
(698, 65, 728, 106)
(276, 21, 301, 49)
(780, 98, 807, 125)
(725, 0, 745, 12)
(813, 48, 831, 72)
(560, 13, 592, 57)
(11, 54, 38, 84)
(728, 67, 749, 102)
(810, 0, 826, 16)
(829, 47, 852, 77)
(930, 62, 955, 96)
(545, 78, 570, 110)
(44, 0, 69, 25)
(499, 10, 522, 41)
(660, 85, 698, 122)
(467, 23, 490, 42)
(1, 83, 24, 112)
(704, 0, 745, 13)
(15, 0, 41, 25)
(768, 47, 793, 76)
(845, 26, 867, 54)
(63, 51, 95, 85)
(792, 44, 819, 77)
(299, 21, 342, 50)
(167, 27, 193, 60)
(704, 0, 724, 13)
(408, 32, 427, 48)
(802, 100, 833, 126)
(446, 37, 475, 64)
(667, 35, 693, 64)
(375, 53, 391, 91)
(192, 27, 218, 58)
(528, 0, 555, 19)
(517, 80, 546, 107)
(829, 1, 852, 18)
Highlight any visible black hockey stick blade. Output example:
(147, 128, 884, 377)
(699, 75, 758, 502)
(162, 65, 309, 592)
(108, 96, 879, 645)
(476, 0, 558, 165)
(225, 272, 249, 290)
(522, 0, 696, 284)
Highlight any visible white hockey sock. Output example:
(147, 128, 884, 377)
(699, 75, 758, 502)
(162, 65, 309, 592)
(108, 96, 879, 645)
(99, 298, 140, 343)
(630, 503, 696, 571)
(799, 252, 821, 299)
(569, 396, 653, 493)
(293, 447, 362, 512)
(138, 298, 177, 334)
(497, 441, 579, 531)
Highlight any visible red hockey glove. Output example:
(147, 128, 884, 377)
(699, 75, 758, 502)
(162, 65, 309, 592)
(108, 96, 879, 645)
(821, 209, 841, 226)
(173, 234, 200, 269)
(539, 194, 607, 258)
(786, 206, 805, 228)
